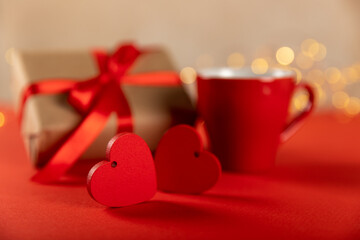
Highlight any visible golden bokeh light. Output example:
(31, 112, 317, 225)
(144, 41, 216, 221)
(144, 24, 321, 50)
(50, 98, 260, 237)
(312, 83, 326, 104)
(330, 77, 347, 92)
(295, 53, 313, 70)
(293, 93, 309, 110)
(342, 67, 358, 83)
(345, 97, 360, 115)
(306, 69, 325, 85)
(251, 58, 268, 75)
(180, 67, 197, 84)
(227, 53, 245, 68)
(301, 39, 319, 57)
(332, 91, 350, 109)
(276, 47, 295, 66)
(325, 67, 342, 84)
(195, 54, 214, 69)
(0, 112, 5, 127)
(312, 43, 327, 62)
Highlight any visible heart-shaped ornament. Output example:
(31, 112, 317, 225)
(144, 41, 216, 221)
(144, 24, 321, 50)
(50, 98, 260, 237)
(155, 124, 221, 194)
(87, 133, 157, 207)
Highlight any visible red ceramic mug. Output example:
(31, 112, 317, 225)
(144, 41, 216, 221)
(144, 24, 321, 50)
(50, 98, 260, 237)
(197, 67, 315, 173)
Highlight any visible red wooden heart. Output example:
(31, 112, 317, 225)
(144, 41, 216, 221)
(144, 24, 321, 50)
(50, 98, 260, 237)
(87, 133, 157, 207)
(155, 125, 221, 194)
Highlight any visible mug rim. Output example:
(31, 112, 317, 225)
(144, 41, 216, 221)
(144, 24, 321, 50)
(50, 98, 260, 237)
(197, 67, 295, 82)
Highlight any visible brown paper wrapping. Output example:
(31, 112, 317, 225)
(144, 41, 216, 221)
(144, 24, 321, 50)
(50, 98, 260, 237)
(11, 47, 196, 167)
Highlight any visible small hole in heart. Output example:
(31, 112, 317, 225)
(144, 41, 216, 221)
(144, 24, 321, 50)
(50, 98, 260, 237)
(194, 152, 200, 158)
(111, 161, 117, 168)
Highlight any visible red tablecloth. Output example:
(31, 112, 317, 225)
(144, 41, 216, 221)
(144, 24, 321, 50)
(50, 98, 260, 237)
(0, 105, 359, 240)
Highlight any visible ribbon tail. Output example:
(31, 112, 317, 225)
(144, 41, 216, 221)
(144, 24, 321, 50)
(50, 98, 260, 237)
(32, 92, 113, 183)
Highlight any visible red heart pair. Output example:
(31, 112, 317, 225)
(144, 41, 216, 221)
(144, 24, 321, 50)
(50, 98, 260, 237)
(87, 125, 221, 207)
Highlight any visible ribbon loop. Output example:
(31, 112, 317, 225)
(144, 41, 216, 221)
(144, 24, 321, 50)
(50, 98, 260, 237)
(68, 44, 141, 115)
(108, 44, 141, 81)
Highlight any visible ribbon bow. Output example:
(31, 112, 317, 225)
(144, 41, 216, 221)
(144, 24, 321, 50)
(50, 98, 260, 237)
(19, 44, 179, 183)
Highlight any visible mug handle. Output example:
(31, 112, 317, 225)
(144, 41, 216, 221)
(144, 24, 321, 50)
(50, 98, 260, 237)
(280, 83, 315, 143)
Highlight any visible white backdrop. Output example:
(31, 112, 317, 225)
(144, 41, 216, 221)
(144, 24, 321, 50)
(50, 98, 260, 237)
(1, 0, 359, 101)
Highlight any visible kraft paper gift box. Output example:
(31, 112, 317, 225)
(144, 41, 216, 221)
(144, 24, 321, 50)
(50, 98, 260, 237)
(11, 46, 196, 167)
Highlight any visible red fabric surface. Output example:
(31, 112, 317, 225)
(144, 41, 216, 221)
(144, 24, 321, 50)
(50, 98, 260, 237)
(0, 105, 360, 240)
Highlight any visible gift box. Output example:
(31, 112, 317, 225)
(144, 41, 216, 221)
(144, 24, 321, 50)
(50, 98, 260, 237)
(11, 45, 196, 171)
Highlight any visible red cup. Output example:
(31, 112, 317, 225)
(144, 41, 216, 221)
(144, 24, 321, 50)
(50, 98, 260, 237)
(197, 68, 314, 173)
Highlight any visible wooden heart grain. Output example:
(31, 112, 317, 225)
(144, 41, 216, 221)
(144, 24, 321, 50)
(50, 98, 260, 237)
(155, 125, 221, 194)
(87, 133, 157, 207)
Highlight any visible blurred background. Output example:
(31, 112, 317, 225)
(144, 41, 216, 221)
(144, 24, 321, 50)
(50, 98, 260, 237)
(1, 0, 360, 116)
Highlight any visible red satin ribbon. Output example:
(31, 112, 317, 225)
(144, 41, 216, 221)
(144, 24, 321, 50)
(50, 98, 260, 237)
(19, 44, 180, 183)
